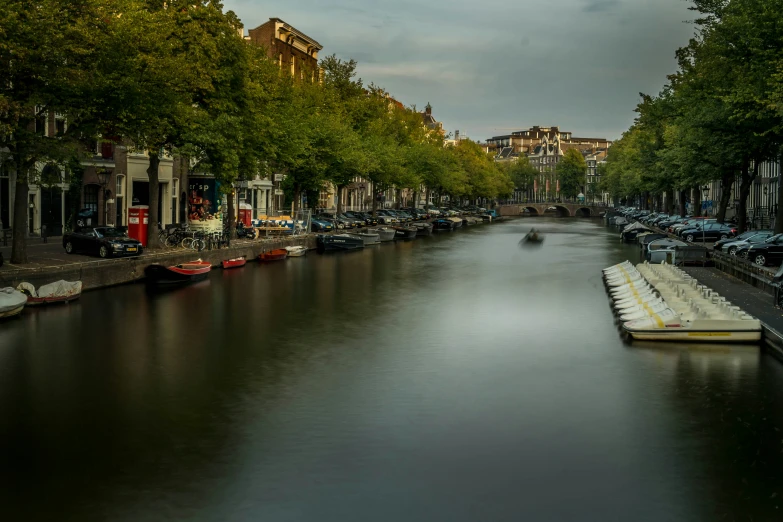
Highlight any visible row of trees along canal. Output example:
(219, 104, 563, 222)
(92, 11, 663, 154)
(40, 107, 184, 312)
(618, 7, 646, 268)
(599, 0, 783, 234)
(0, 0, 516, 264)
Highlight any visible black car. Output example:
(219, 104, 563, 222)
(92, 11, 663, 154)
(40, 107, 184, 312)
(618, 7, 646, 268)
(680, 223, 737, 242)
(63, 226, 143, 258)
(746, 234, 783, 266)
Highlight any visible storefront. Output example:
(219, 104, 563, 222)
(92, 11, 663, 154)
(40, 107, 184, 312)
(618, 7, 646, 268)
(188, 175, 222, 232)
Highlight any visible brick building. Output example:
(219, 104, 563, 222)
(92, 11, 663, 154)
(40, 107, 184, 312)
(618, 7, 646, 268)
(247, 18, 323, 80)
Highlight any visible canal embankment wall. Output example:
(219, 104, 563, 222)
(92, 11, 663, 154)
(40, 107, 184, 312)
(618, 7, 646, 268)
(0, 235, 315, 291)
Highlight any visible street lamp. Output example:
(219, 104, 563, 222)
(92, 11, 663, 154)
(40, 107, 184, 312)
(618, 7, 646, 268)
(701, 185, 710, 247)
(97, 169, 111, 225)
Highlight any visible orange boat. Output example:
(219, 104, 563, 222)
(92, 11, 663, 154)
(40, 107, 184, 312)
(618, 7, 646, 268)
(145, 260, 212, 286)
(258, 249, 287, 262)
(221, 256, 247, 269)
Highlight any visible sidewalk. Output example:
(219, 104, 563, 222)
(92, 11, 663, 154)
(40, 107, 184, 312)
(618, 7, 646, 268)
(684, 267, 783, 356)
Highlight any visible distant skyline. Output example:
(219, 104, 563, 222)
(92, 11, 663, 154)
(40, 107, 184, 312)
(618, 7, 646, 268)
(224, 0, 696, 141)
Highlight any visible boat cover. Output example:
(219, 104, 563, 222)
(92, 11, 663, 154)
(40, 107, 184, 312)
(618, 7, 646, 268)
(18, 280, 82, 299)
(622, 222, 650, 233)
(0, 287, 27, 312)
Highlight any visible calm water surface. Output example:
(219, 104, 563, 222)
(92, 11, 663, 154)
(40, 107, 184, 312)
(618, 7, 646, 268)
(2, 218, 783, 521)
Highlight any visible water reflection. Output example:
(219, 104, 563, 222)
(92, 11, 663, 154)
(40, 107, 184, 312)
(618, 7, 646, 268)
(2, 219, 783, 521)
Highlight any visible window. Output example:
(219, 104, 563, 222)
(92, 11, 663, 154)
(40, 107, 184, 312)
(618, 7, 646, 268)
(171, 179, 178, 224)
(84, 185, 99, 212)
(291, 56, 295, 76)
(115, 175, 125, 225)
(278, 53, 283, 68)
(55, 119, 65, 136)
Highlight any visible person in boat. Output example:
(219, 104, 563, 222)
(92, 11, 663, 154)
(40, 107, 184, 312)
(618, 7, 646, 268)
(527, 228, 539, 242)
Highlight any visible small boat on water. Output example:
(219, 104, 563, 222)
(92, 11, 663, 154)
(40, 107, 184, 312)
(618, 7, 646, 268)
(0, 287, 27, 318)
(17, 280, 82, 305)
(347, 232, 381, 245)
(393, 226, 418, 240)
(520, 229, 544, 247)
(447, 217, 463, 228)
(317, 234, 365, 252)
(258, 249, 288, 262)
(432, 219, 456, 231)
(145, 260, 212, 286)
(221, 256, 247, 269)
(413, 222, 433, 236)
(285, 245, 307, 257)
(369, 227, 396, 242)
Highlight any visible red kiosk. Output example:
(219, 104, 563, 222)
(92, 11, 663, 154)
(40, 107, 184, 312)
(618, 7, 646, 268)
(128, 206, 149, 246)
(238, 202, 252, 228)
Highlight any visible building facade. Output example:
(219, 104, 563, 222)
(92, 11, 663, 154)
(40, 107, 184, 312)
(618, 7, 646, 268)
(247, 18, 322, 80)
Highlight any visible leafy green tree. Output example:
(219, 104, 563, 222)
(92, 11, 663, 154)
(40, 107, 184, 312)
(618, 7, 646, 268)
(556, 149, 587, 200)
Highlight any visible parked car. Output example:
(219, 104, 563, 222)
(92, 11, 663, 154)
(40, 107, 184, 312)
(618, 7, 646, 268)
(63, 226, 143, 258)
(337, 213, 365, 228)
(720, 230, 774, 255)
(680, 223, 736, 242)
(310, 217, 334, 232)
(344, 211, 377, 226)
(314, 213, 353, 229)
(376, 210, 399, 224)
(746, 234, 783, 266)
(714, 230, 769, 251)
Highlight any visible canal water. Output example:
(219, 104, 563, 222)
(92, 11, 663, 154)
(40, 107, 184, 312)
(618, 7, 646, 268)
(2, 218, 783, 521)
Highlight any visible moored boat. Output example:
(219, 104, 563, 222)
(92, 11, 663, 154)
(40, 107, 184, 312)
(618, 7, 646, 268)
(413, 222, 433, 236)
(317, 234, 365, 252)
(145, 260, 212, 286)
(285, 245, 307, 257)
(368, 227, 396, 242)
(0, 287, 27, 319)
(432, 219, 456, 231)
(17, 280, 82, 306)
(347, 232, 381, 245)
(221, 256, 246, 269)
(393, 226, 418, 240)
(447, 217, 463, 228)
(258, 249, 288, 262)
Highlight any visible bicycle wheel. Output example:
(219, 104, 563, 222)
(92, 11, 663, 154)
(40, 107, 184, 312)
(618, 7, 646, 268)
(181, 237, 194, 249)
(193, 238, 206, 251)
(159, 231, 169, 247)
(166, 234, 180, 248)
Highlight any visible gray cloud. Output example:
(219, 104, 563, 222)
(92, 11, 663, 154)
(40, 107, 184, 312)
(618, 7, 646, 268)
(224, 0, 694, 141)
(583, 0, 621, 13)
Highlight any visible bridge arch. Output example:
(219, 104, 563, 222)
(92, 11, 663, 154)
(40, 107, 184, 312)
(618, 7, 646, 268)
(522, 206, 540, 215)
(544, 205, 571, 217)
(574, 207, 592, 217)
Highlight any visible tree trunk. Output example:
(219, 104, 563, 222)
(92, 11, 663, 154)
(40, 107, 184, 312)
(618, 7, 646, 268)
(395, 188, 401, 209)
(424, 186, 431, 211)
(146, 151, 161, 249)
(736, 160, 756, 234)
(777, 151, 783, 234)
(336, 184, 345, 215)
(227, 187, 236, 242)
(716, 169, 733, 224)
(665, 189, 674, 215)
(11, 175, 29, 264)
(678, 191, 686, 217)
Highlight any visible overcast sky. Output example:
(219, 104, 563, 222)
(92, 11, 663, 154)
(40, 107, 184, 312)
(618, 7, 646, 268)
(224, 0, 696, 141)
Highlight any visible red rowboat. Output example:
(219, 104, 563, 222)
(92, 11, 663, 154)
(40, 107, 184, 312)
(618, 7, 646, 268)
(145, 260, 212, 286)
(258, 249, 288, 262)
(221, 256, 247, 269)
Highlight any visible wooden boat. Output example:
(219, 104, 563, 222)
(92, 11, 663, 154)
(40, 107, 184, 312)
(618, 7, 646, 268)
(393, 226, 418, 240)
(0, 287, 27, 319)
(285, 245, 307, 257)
(317, 234, 364, 252)
(17, 280, 82, 306)
(258, 249, 288, 262)
(447, 217, 463, 228)
(145, 260, 212, 286)
(369, 227, 396, 242)
(432, 219, 456, 231)
(414, 222, 433, 236)
(221, 256, 246, 269)
(347, 232, 381, 245)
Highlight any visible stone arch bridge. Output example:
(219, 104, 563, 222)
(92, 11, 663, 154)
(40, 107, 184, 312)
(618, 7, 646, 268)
(498, 203, 604, 218)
